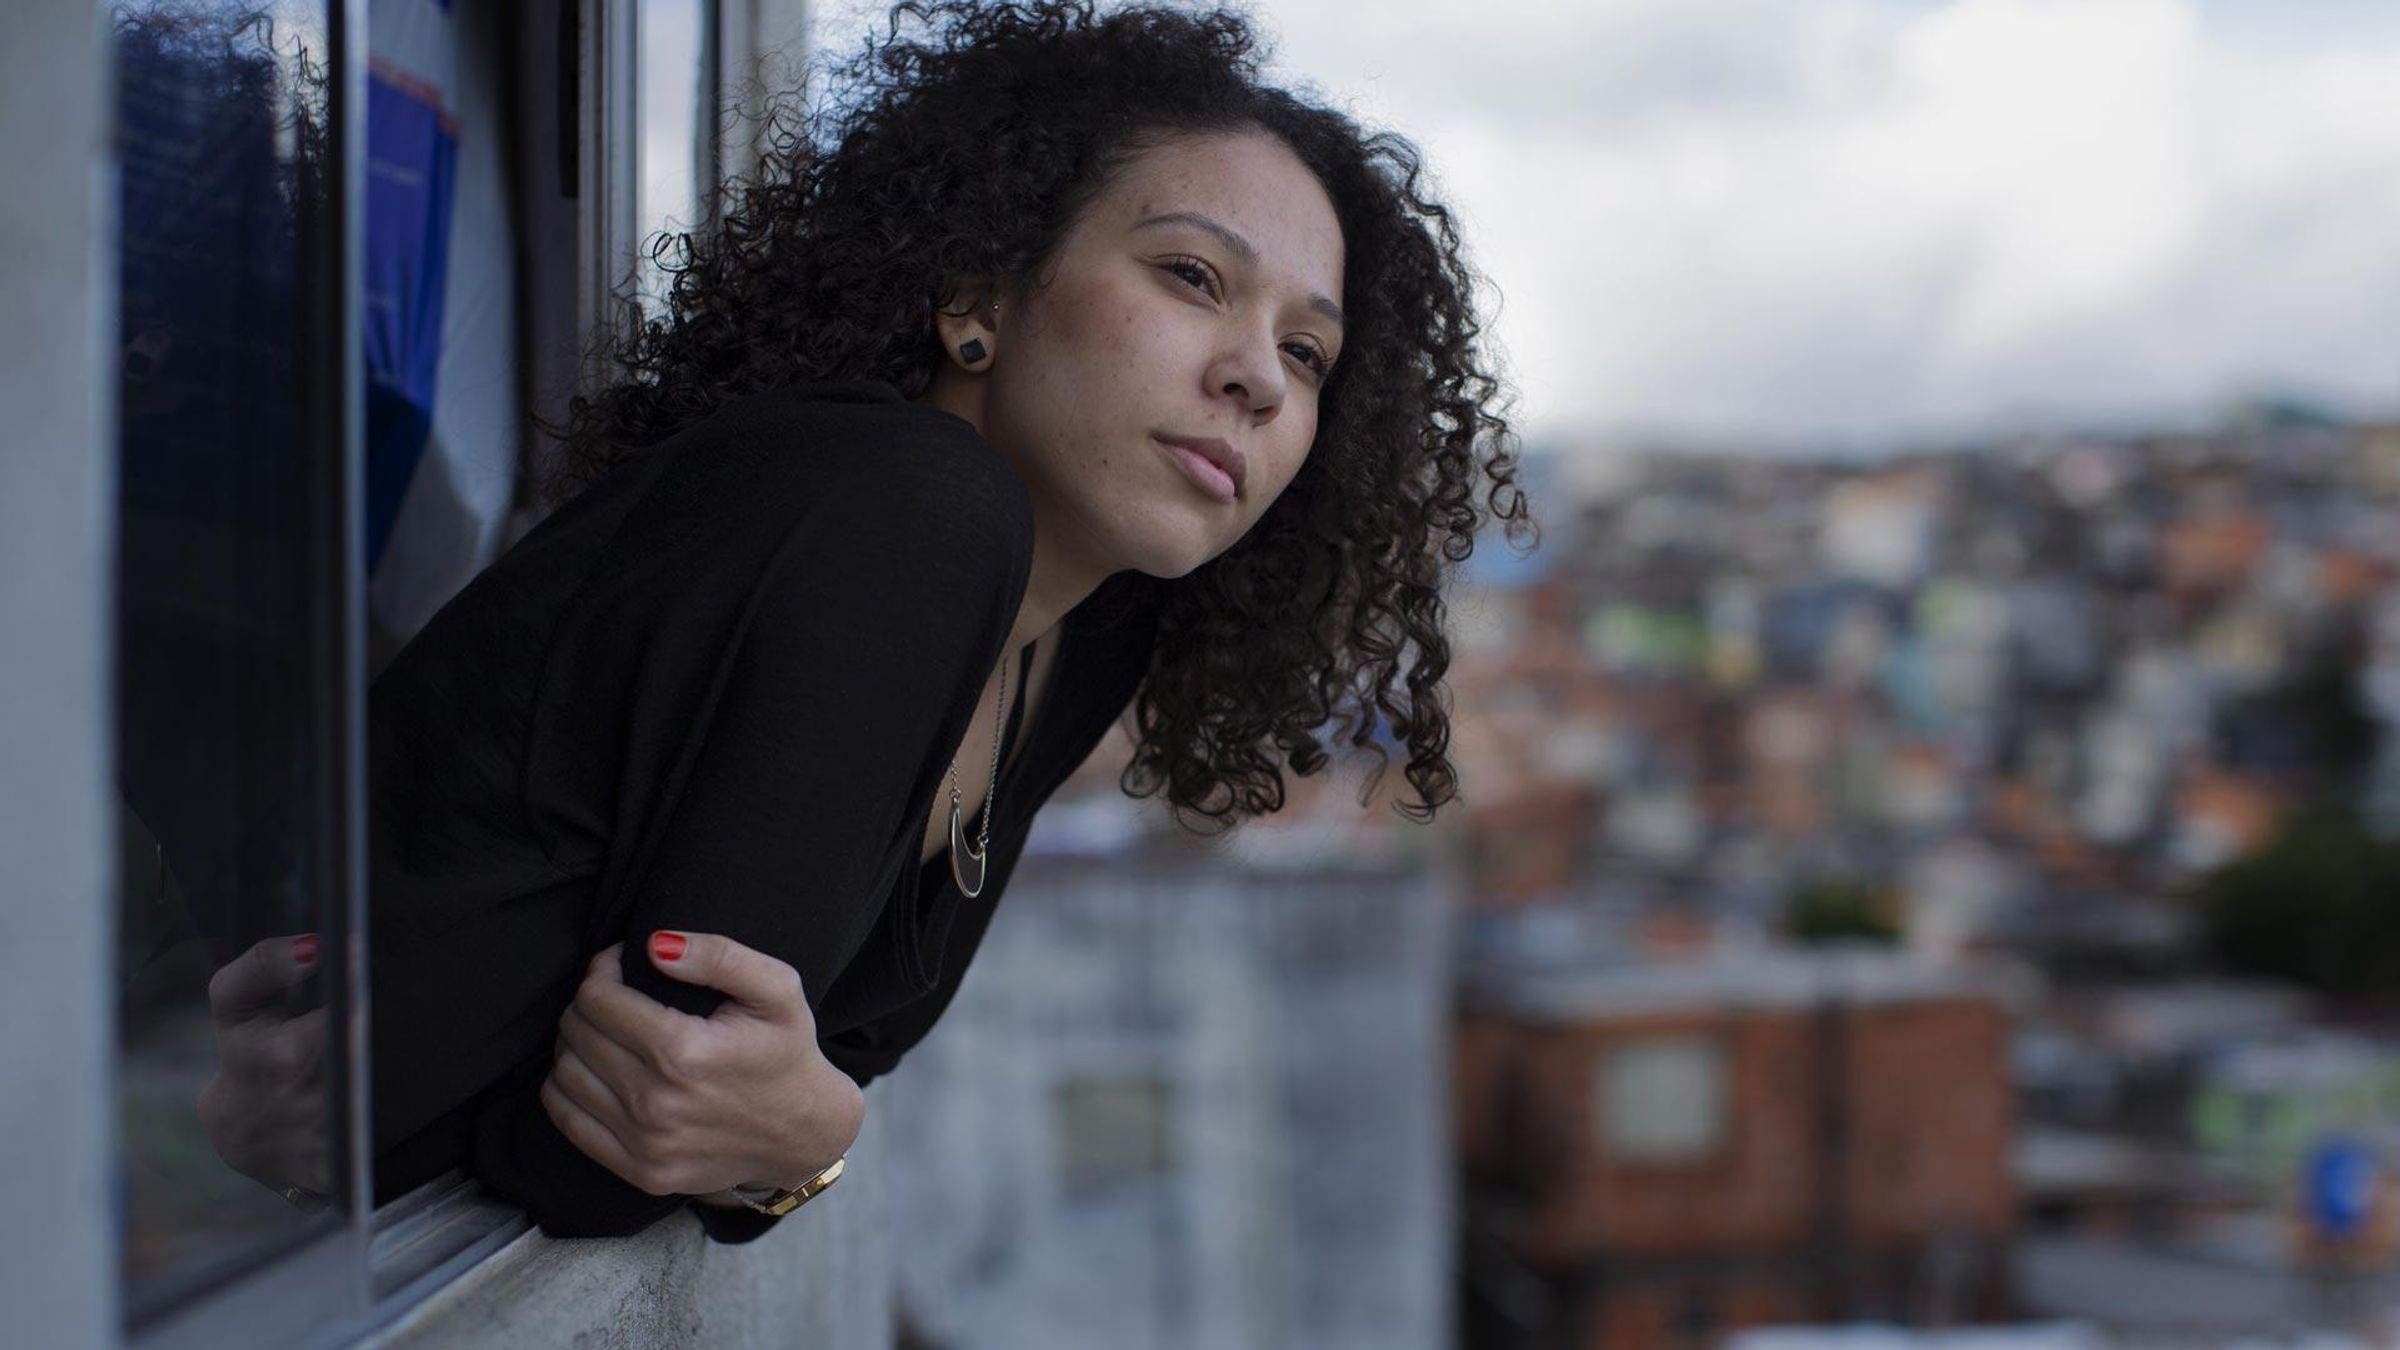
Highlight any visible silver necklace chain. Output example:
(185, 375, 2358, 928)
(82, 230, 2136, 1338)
(946, 654, 1008, 897)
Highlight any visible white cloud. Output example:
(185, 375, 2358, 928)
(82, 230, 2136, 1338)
(1269, 0, 2400, 449)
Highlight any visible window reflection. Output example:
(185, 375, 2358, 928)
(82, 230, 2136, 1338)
(111, 0, 345, 1324)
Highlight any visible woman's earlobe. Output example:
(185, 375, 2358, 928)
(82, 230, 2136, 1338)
(944, 298, 999, 371)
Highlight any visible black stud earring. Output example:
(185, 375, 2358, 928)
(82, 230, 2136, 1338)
(959, 338, 987, 366)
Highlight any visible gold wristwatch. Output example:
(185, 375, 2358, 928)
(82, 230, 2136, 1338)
(727, 1156, 846, 1216)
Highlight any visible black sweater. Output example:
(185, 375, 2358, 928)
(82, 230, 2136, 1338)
(367, 381, 1156, 1241)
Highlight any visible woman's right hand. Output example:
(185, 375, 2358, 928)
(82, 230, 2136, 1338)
(539, 931, 863, 1203)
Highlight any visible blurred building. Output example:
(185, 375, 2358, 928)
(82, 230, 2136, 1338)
(882, 855, 1451, 1350)
(2193, 1032, 2400, 1194)
(1449, 418, 2400, 981)
(1455, 948, 2016, 1350)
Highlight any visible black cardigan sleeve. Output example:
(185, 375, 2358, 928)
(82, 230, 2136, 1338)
(464, 429, 1035, 1239)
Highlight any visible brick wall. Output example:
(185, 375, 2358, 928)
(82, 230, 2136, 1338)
(1459, 979, 2016, 1347)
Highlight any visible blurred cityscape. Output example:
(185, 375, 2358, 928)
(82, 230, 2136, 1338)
(891, 405, 2400, 1350)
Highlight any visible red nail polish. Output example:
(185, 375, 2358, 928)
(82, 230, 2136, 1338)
(292, 933, 319, 964)
(651, 931, 687, 962)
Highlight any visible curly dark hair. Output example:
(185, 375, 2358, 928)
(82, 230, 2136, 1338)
(552, 0, 1533, 828)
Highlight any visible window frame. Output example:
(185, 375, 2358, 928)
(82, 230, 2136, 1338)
(117, 0, 755, 1343)
(116, 0, 374, 1340)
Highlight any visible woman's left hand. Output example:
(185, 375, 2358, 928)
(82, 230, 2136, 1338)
(539, 931, 864, 1201)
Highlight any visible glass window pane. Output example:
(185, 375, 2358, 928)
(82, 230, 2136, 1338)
(111, 0, 348, 1325)
(635, 0, 709, 314)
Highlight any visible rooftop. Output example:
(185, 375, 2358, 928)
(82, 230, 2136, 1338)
(1462, 942, 2020, 1022)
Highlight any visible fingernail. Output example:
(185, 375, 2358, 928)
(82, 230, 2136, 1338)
(650, 931, 687, 962)
(292, 933, 320, 964)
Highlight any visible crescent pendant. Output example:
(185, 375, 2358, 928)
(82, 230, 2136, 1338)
(948, 801, 989, 898)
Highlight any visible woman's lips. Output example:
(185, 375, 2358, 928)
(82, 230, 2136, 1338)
(1153, 435, 1241, 503)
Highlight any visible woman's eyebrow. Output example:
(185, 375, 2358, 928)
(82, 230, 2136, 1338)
(1131, 210, 1345, 328)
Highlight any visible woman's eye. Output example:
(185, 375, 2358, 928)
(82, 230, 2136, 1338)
(1161, 257, 1331, 377)
(1285, 342, 1333, 378)
(1163, 257, 1219, 298)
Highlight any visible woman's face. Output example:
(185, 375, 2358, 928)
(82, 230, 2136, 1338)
(956, 128, 1346, 584)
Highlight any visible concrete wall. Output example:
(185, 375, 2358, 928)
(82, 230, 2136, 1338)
(368, 1082, 895, 1349)
(0, 3, 118, 1348)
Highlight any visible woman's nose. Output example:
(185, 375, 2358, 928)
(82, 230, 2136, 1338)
(1213, 330, 1285, 423)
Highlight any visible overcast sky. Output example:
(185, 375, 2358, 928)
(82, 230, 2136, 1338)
(799, 0, 2400, 453)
